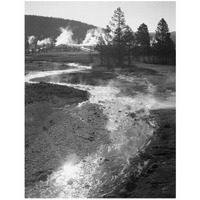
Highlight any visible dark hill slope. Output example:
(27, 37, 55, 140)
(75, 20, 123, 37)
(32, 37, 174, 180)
(25, 15, 96, 43)
(25, 15, 176, 44)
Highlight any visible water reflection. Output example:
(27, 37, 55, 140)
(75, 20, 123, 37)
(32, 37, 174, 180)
(25, 63, 157, 198)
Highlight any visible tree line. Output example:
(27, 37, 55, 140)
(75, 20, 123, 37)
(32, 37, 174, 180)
(96, 7, 175, 66)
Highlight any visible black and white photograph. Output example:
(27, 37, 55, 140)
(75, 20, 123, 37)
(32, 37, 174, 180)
(24, 1, 176, 198)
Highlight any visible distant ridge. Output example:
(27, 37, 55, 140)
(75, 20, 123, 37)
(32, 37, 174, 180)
(25, 15, 96, 43)
(25, 15, 176, 44)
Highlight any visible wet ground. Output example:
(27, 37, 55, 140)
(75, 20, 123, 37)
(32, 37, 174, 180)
(25, 62, 175, 198)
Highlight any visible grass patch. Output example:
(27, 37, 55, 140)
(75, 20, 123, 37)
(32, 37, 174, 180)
(25, 51, 96, 63)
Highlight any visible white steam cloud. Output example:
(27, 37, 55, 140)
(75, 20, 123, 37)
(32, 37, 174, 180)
(55, 27, 74, 46)
(82, 28, 106, 46)
(53, 27, 107, 48)
(37, 38, 52, 46)
(28, 35, 36, 45)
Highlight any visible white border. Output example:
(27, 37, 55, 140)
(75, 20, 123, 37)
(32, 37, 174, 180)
(1, 0, 200, 199)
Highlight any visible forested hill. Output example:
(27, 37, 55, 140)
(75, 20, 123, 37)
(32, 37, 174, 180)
(25, 15, 96, 43)
(25, 15, 176, 44)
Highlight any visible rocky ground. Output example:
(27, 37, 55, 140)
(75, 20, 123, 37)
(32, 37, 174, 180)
(25, 83, 110, 188)
(25, 58, 175, 198)
(104, 108, 176, 198)
(131, 108, 175, 198)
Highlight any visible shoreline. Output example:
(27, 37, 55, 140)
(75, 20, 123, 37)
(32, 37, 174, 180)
(25, 59, 175, 198)
(104, 108, 175, 198)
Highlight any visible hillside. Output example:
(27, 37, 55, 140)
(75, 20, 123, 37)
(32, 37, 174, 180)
(25, 15, 96, 43)
(25, 15, 176, 45)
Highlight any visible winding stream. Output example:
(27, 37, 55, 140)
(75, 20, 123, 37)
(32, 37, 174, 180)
(25, 63, 174, 198)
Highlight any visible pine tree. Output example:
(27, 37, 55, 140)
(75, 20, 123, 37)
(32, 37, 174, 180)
(96, 34, 106, 65)
(25, 36, 29, 51)
(122, 25, 135, 66)
(155, 18, 169, 44)
(108, 7, 127, 65)
(154, 18, 175, 62)
(96, 7, 134, 67)
(96, 27, 113, 66)
(135, 23, 150, 56)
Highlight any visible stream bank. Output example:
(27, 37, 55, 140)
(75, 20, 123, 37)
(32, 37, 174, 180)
(25, 62, 175, 198)
(103, 108, 175, 198)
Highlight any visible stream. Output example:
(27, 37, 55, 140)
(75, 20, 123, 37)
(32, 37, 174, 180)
(25, 63, 174, 198)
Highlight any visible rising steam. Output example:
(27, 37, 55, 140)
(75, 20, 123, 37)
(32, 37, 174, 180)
(62, 153, 80, 177)
(28, 35, 36, 45)
(82, 28, 106, 46)
(55, 27, 74, 46)
(27, 27, 113, 49)
(52, 27, 107, 47)
(37, 38, 52, 46)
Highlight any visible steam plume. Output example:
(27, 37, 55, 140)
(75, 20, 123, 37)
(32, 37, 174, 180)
(28, 35, 36, 45)
(82, 28, 106, 46)
(55, 27, 74, 46)
(37, 38, 52, 46)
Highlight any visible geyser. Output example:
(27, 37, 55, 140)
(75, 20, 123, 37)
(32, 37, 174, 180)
(28, 35, 36, 45)
(55, 27, 74, 46)
(37, 37, 52, 46)
(82, 28, 106, 46)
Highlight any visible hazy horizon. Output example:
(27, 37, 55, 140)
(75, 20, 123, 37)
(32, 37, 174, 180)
(25, 1, 176, 32)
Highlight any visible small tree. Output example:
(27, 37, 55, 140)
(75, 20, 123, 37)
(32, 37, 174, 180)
(96, 7, 135, 67)
(122, 25, 135, 66)
(108, 7, 127, 65)
(154, 18, 175, 63)
(135, 23, 150, 57)
(25, 36, 29, 51)
(96, 34, 105, 65)
(96, 26, 113, 66)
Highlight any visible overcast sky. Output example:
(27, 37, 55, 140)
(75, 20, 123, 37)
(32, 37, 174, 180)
(25, 1, 176, 32)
